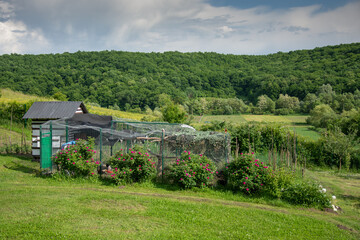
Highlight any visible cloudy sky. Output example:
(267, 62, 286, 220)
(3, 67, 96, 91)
(0, 0, 359, 55)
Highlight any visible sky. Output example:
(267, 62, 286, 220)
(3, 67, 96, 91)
(0, 0, 359, 55)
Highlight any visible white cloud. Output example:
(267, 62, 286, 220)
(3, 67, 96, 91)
(0, 0, 359, 54)
(0, 0, 49, 54)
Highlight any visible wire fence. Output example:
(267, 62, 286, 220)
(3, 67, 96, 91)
(40, 119, 231, 175)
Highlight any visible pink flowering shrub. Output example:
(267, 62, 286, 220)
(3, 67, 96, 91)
(52, 138, 98, 176)
(108, 146, 156, 184)
(225, 153, 272, 194)
(168, 151, 216, 189)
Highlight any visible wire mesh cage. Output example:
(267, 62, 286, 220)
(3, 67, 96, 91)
(40, 118, 231, 175)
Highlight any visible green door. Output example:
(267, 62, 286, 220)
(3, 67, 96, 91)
(40, 131, 52, 169)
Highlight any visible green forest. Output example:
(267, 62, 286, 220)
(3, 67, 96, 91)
(1, 43, 359, 112)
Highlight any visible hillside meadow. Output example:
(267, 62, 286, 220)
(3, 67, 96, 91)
(0, 155, 359, 239)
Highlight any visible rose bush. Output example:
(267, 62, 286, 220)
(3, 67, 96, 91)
(224, 153, 271, 194)
(168, 151, 216, 189)
(52, 138, 98, 176)
(107, 146, 156, 184)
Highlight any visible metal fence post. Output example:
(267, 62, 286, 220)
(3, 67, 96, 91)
(50, 120, 53, 171)
(100, 128, 102, 175)
(65, 120, 68, 143)
(40, 125, 42, 170)
(110, 120, 113, 156)
(161, 129, 165, 179)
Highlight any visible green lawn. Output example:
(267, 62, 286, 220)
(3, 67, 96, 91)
(0, 155, 359, 239)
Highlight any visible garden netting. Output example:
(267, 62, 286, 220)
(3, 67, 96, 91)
(39, 115, 231, 174)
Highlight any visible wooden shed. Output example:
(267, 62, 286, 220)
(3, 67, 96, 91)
(22, 101, 88, 160)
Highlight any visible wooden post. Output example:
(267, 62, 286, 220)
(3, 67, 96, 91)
(235, 137, 239, 159)
(273, 147, 277, 170)
(10, 105, 12, 147)
(293, 130, 297, 171)
(248, 132, 251, 153)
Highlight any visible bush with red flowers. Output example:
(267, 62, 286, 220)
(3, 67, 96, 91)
(52, 138, 98, 176)
(168, 151, 216, 189)
(108, 146, 157, 184)
(224, 153, 272, 194)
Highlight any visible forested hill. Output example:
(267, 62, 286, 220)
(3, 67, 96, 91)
(1, 43, 359, 110)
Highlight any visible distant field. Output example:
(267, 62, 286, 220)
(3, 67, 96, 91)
(191, 114, 320, 141)
(193, 114, 246, 124)
(192, 114, 308, 125)
(87, 105, 151, 121)
(292, 126, 321, 141)
(0, 88, 53, 103)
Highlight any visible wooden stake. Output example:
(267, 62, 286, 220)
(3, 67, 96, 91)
(235, 137, 239, 159)
(293, 130, 297, 171)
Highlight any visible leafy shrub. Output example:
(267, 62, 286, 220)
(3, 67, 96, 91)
(274, 108, 291, 115)
(281, 181, 331, 209)
(263, 167, 295, 198)
(168, 151, 216, 189)
(225, 153, 271, 194)
(52, 138, 98, 176)
(107, 146, 156, 184)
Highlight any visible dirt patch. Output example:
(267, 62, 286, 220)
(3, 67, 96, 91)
(324, 208, 338, 215)
(337, 224, 353, 232)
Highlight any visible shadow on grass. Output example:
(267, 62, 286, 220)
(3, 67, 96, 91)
(2, 154, 39, 174)
(0, 153, 33, 161)
(339, 194, 360, 202)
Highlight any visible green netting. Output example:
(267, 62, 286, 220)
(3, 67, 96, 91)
(40, 125, 52, 169)
(40, 118, 231, 174)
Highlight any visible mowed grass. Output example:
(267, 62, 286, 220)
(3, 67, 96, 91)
(0, 155, 359, 240)
(193, 114, 247, 125)
(292, 126, 321, 141)
(242, 114, 294, 123)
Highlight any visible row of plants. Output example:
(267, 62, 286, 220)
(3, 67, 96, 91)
(201, 121, 359, 170)
(0, 144, 31, 155)
(51, 139, 332, 210)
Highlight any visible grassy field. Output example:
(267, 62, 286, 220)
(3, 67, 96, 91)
(0, 155, 359, 239)
(193, 114, 307, 125)
(191, 114, 320, 141)
(0, 88, 150, 121)
(0, 88, 54, 103)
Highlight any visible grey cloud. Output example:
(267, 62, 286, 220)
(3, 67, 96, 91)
(0, 0, 359, 54)
(282, 26, 310, 32)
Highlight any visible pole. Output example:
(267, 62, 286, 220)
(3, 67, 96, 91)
(161, 129, 165, 180)
(110, 121, 113, 156)
(65, 119, 68, 143)
(40, 125, 42, 170)
(50, 120, 53, 171)
(100, 128, 103, 176)
(225, 133, 229, 164)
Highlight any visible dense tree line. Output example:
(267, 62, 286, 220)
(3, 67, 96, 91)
(0, 43, 359, 110)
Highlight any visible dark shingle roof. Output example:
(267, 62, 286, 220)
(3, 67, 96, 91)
(23, 101, 88, 119)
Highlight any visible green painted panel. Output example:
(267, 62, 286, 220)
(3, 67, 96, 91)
(40, 132, 52, 169)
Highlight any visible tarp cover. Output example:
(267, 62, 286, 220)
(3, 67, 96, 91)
(67, 113, 112, 128)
